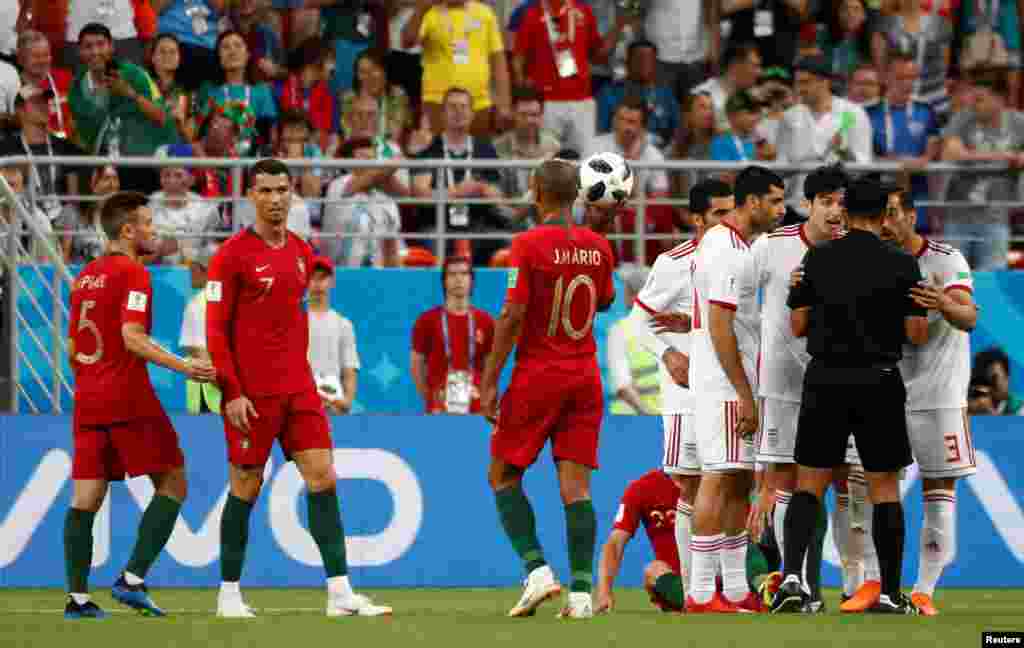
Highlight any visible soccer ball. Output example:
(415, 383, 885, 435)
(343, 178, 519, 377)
(579, 152, 634, 208)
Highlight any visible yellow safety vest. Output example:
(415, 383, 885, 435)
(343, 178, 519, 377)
(610, 318, 661, 415)
(184, 291, 222, 414)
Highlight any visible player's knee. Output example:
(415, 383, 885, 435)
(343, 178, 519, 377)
(487, 461, 522, 492)
(71, 482, 107, 512)
(158, 469, 188, 502)
(559, 480, 590, 505)
(865, 472, 900, 503)
(303, 466, 337, 493)
(231, 468, 264, 501)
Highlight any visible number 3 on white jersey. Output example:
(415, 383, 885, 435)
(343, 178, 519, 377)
(547, 274, 597, 339)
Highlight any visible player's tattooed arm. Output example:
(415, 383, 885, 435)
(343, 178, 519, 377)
(480, 302, 526, 423)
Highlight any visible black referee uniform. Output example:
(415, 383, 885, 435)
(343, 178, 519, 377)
(772, 178, 928, 614)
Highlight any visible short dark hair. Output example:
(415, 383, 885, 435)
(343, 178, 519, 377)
(533, 158, 579, 207)
(279, 109, 313, 133)
(804, 164, 848, 201)
(512, 85, 544, 107)
(689, 178, 733, 215)
(250, 158, 291, 182)
(627, 39, 658, 60)
(843, 176, 889, 221)
(975, 347, 1011, 377)
(100, 191, 148, 241)
(971, 66, 1011, 97)
(79, 22, 113, 43)
(441, 255, 474, 295)
(734, 165, 784, 207)
(615, 94, 649, 124)
(443, 86, 473, 106)
(337, 137, 376, 159)
(723, 41, 759, 69)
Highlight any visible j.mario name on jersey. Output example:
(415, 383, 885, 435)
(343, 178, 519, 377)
(554, 248, 601, 266)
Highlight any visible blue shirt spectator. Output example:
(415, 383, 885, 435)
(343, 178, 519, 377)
(710, 132, 755, 161)
(595, 40, 679, 149)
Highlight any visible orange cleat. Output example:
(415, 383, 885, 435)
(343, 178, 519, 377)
(911, 592, 938, 616)
(840, 580, 881, 613)
(686, 595, 717, 613)
(726, 591, 764, 613)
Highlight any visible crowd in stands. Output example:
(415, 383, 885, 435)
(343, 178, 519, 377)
(1, 0, 1024, 270)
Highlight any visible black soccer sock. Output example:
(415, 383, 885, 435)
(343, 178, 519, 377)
(307, 488, 348, 578)
(495, 485, 547, 575)
(873, 501, 906, 598)
(803, 500, 828, 600)
(782, 491, 820, 583)
(565, 499, 597, 593)
(220, 495, 254, 582)
(125, 494, 182, 579)
(64, 508, 97, 593)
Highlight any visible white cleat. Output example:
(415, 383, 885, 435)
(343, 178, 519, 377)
(216, 594, 256, 618)
(327, 593, 393, 617)
(556, 592, 594, 619)
(508, 565, 562, 617)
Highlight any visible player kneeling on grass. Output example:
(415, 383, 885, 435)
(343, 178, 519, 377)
(205, 159, 390, 619)
(65, 191, 218, 619)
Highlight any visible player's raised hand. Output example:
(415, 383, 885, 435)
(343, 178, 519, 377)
(226, 396, 259, 432)
(186, 357, 218, 383)
(789, 265, 804, 289)
(652, 311, 691, 334)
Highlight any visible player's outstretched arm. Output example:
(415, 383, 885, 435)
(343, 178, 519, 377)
(595, 529, 630, 614)
(480, 302, 526, 423)
(122, 323, 216, 382)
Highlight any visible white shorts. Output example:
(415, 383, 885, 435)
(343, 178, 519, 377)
(756, 398, 799, 464)
(663, 413, 700, 475)
(845, 435, 862, 466)
(908, 408, 978, 479)
(695, 398, 755, 472)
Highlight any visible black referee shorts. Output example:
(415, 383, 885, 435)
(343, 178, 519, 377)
(794, 361, 913, 473)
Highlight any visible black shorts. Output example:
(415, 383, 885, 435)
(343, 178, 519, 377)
(795, 361, 913, 473)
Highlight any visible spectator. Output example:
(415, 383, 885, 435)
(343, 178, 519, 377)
(228, 0, 287, 84)
(320, 0, 388, 97)
(0, 1, 17, 61)
(512, 0, 629, 153)
(691, 41, 762, 132)
(817, 0, 876, 97)
(720, 0, 810, 69)
(973, 348, 1023, 415)
(874, 0, 953, 120)
(322, 137, 404, 268)
(710, 90, 771, 166)
(596, 39, 680, 149)
(957, 0, 1021, 109)
(410, 86, 506, 266)
(195, 29, 279, 156)
(307, 257, 361, 415)
(866, 54, 941, 229)
(0, 86, 84, 222)
(0, 54, 18, 119)
(386, 0, 424, 108)
(752, 68, 795, 148)
(179, 248, 221, 414)
(339, 49, 412, 148)
(154, 0, 225, 91)
(967, 373, 997, 415)
(941, 68, 1024, 271)
(643, 0, 719, 97)
(493, 86, 561, 212)
(274, 110, 326, 222)
(147, 33, 195, 141)
(16, 30, 75, 141)
(776, 55, 873, 209)
(0, 164, 55, 261)
(607, 264, 658, 415)
(847, 63, 882, 107)
(410, 255, 495, 414)
(339, 93, 411, 196)
(402, 0, 511, 137)
(667, 90, 715, 204)
(947, 71, 977, 121)
(148, 164, 220, 265)
(55, 165, 117, 264)
(64, 0, 144, 68)
(277, 36, 338, 155)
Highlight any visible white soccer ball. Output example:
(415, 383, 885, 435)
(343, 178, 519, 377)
(579, 152, 635, 207)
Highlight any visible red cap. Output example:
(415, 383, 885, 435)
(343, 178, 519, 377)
(311, 256, 334, 275)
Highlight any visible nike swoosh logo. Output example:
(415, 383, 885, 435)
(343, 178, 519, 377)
(256, 265, 270, 272)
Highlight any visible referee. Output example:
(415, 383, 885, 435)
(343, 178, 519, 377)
(770, 177, 929, 615)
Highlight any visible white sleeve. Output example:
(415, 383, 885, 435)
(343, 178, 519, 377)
(338, 317, 361, 370)
(942, 250, 974, 294)
(606, 323, 632, 393)
(851, 105, 874, 163)
(633, 255, 681, 357)
(629, 303, 670, 359)
(707, 246, 746, 310)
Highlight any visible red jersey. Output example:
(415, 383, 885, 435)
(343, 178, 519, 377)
(68, 254, 165, 424)
(411, 306, 495, 413)
(612, 469, 682, 573)
(506, 222, 615, 372)
(206, 228, 317, 402)
(514, 0, 601, 102)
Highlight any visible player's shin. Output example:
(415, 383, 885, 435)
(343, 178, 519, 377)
(565, 499, 597, 593)
(872, 501, 906, 598)
(495, 484, 547, 574)
(782, 492, 819, 583)
(124, 495, 182, 581)
(914, 490, 956, 597)
(801, 501, 828, 602)
(773, 489, 792, 565)
(831, 491, 851, 591)
(675, 499, 694, 594)
(220, 494, 254, 583)
(307, 488, 350, 582)
(64, 508, 97, 598)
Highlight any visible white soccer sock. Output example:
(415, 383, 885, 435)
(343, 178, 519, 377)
(219, 581, 241, 596)
(675, 499, 694, 595)
(70, 593, 91, 605)
(689, 533, 723, 604)
(861, 498, 881, 583)
(327, 575, 354, 599)
(124, 571, 144, 586)
(914, 490, 957, 596)
(774, 490, 792, 567)
(721, 533, 750, 603)
(832, 493, 853, 595)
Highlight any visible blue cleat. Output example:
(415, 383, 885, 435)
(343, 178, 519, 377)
(112, 575, 166, 617)
(64, 597, 107, 619)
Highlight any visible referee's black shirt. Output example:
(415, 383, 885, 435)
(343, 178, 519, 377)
(787, 228, 927, 367)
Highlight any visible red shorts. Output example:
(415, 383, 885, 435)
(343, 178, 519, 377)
(72, 410, 184, 481)
(224, 388, 332, 466)
(492, 366, 603, 469)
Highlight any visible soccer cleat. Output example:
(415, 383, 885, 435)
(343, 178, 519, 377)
(911, 592, 938, 616)
(327, 593, 393, 617)
(64, 597, 107, 620)
(758, 571, 783, 608)
(727, 591, 764, 613)
(769, 576, 807, 614)
(868, 593, 919, 615)
(216, 593, 256, 618)
(804, 598, 826, 614)
(686, 592, 746, 614)
(111, 575, 165, 617)
(508, 565, 562, 618)
(840, 580, 881, 613)
(556, 592, 594, 619)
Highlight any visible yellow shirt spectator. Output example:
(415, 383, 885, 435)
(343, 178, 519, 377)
(419, 1, 503, 110)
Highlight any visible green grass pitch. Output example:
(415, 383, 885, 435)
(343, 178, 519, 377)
(1, 588, 1020, 647)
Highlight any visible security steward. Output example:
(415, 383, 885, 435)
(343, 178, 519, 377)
(770, 177, 929, 615)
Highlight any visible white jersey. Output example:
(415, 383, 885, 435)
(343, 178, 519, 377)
(690, 223, 760, 400)
(634, 239, 697, 413)
(900, 239, 973, 410)
(752, 224, 813, 403)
